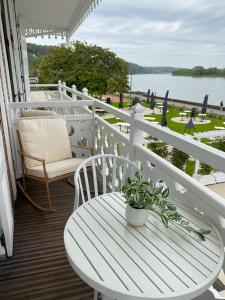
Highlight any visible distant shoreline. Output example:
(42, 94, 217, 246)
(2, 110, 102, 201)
(172, 74, 225, 78)
(129, 73, 225, 78)
(131, 91, 225, 115)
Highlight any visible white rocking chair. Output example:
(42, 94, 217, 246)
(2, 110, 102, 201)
(17, 117, 94, 212)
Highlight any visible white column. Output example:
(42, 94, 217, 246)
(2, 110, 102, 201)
(129, 103, 145, 161)
(58, 80, 63, 101)
(20, 30, 31, 101)
(62, 82, 67, 100)
(82, 87, 89, 97)
(72, 84, 77, 101)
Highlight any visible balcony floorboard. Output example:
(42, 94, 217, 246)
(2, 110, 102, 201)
(0, 178, 93, 300)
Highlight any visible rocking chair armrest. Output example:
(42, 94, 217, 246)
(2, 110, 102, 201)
(20, 151, 45, 163)
(71, 144, 95, 155)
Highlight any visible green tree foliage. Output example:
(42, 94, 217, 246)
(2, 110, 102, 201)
(173, 66, 225, 77)
(27, 43, 54, 76)
(128, 62, 179, 75)
(199, 163, 213, 175)
(27, 43, 51, 57)
(38, 41, 129, 96)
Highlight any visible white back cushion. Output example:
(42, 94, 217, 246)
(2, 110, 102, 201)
(18, 118, 72, 168)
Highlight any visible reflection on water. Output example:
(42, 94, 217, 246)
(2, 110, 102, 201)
(130, 74, 225, 105)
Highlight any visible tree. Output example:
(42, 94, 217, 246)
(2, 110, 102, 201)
(39, 41, 129, 96)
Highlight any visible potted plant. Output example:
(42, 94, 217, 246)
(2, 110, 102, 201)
(119, 172, 211, 241)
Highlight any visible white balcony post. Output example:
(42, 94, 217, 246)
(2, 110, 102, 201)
(58, 80, 63, 101)
(72, 84, 77, 101)
(129, 103, 145, 161)
(82, 87, 88, 97)
(62, 82, 67, 100)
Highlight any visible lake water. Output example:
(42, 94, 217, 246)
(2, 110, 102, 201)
(130, 74, 225, 106)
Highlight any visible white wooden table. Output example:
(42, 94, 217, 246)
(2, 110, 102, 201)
(64, 192, 224, 300)
(179, 112, 187, 121)
(184, 110, 192, 117)
(214, 126, 225, 130)
(145, 117, 156, 121)
(116, 122, 131, 133)
(198, 113, 206, 122)
(157, 105, 163, 112)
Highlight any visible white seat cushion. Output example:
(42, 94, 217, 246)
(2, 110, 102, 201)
(27, 158, 84, 179)
(18, 118, 72, 168)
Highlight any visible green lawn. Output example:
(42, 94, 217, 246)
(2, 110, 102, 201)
(108, 104, 225, 135)
(105, 104, 225, 176)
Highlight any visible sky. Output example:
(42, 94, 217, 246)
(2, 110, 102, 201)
(27, 0, 225, 68)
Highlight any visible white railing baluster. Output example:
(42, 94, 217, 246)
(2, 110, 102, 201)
(112, 156, 117, 192)
(62, 82, 67, 100)
(72, 84, 77, 101)
(58, 80, 63, 101)
(82, 87, 88, 97)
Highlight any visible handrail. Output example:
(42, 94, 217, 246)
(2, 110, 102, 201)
(30, 84, 58, 88)
(8, 100, 93, 108)
(135, 118, 225, 173)
(134, 144, 225, 219)
(64, 86, 95, 100)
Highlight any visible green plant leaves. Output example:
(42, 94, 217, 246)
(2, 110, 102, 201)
(119, 171, 211, 241)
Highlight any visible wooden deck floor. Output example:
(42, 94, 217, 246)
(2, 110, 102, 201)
(0, 179, 93, 300)
(0, 178, 224, 299)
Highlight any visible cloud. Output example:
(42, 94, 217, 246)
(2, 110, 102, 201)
(28, 0, 225, 67)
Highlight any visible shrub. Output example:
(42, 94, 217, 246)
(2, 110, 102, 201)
(199, 162, 213, 175)
(171, 148, 189, 171)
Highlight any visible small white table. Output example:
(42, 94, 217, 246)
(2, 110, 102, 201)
(144, 117, 156, 121)
(184, 110, 191, 117)
(198, 113, 206, 122)
(157, 105, 163, 112)
(179, 112, 187, 121)
(64, 192, 224, 300)
(116, 122, 130, 133)
(214, 126, 225, 130)
(95, 109, 105, 113)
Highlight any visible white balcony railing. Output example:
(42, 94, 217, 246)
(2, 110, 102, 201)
(8, 83, 225, 244)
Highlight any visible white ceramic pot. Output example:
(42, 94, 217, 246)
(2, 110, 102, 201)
(125, 204, 149, 226)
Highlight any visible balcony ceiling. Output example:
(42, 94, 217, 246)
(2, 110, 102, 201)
(16, 0, 99, 38)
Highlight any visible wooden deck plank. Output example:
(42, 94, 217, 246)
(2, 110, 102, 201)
(0, 179, 93, 300)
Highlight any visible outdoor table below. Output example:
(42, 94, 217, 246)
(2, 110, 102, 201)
(198, 113, 206, 122)
(179, 112, 187, 121)
(184, 110, 192, 117)
(116, 122, 131, 133)
(64, 192, 224, 300)
(144, 117, 156, 121)
(214, 126, 225, 130)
